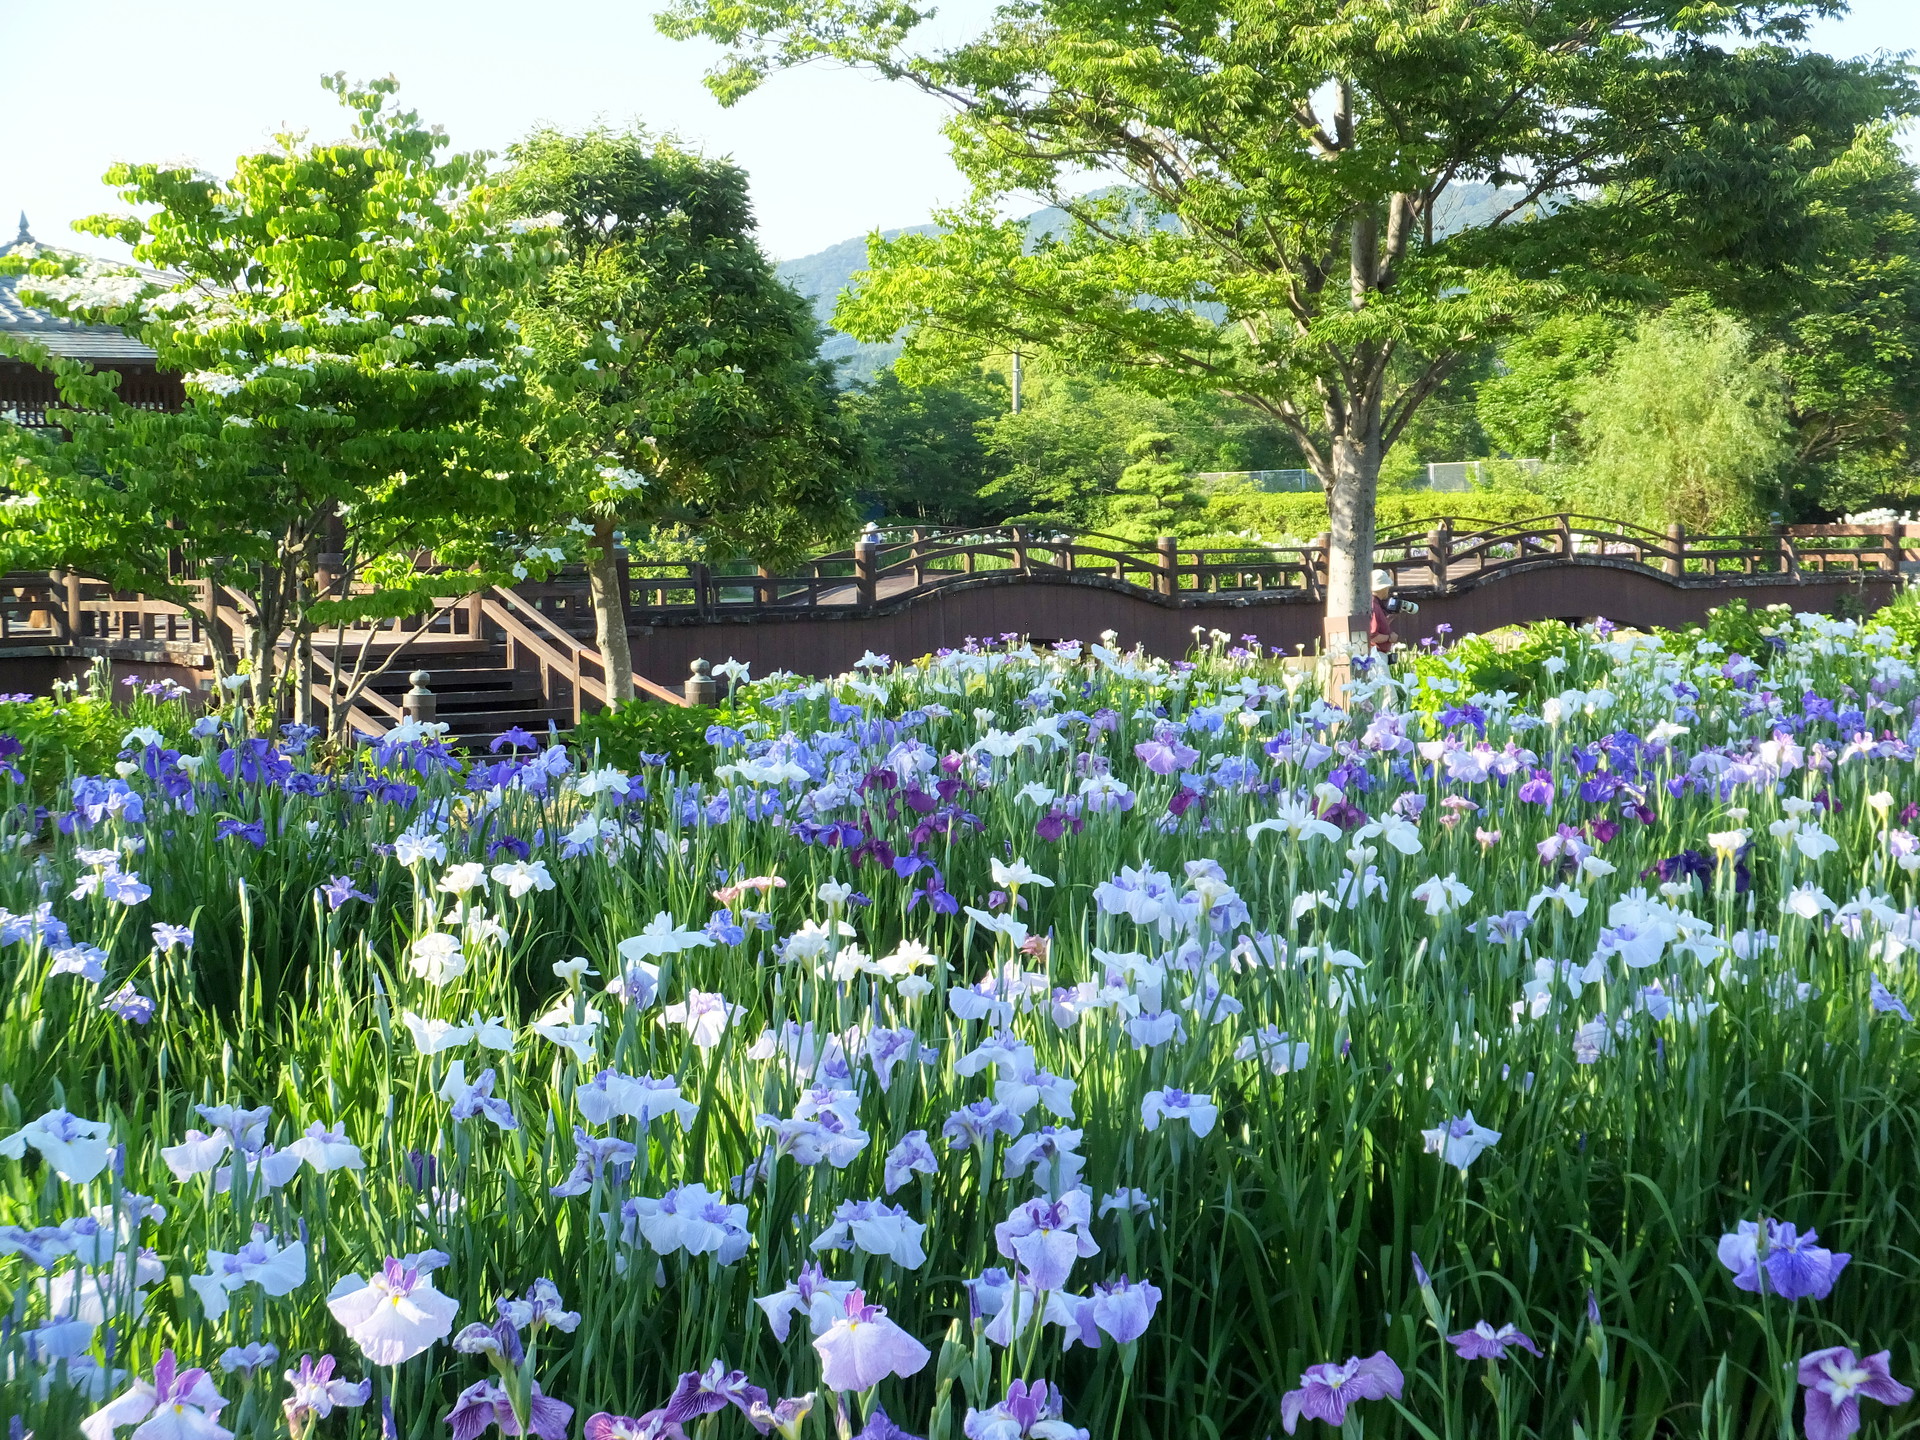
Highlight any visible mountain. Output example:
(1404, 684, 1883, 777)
(777, 183, 1530, 385)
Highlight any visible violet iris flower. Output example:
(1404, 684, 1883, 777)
(1447, 1321, 1542, 1361)
(1869, 978, 1912, 1021)
(282, 1354, 371, 1429)
(1279, 1352, 1404, 1433)
(1717, 1219, 1851, 1302)
(993, 1192, 1099, 1291)
(661, 1362, 767, 1426)
(1797, 1348, 1913, 1440)
(853, 1409, 923, 1440)
(583, 1415, 684, 1440)
(318, 875, 374, 910)
(811, 1290, 932, 1391)
(80, 1349, 230, 1440)
(444, 1380, 573, 1440)
(102, 985, 155, 1024)
(961, 1378, 1087, 1439)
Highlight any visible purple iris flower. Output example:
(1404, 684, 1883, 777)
(1717, 1219, 1851, 1301)
(1088, 1274, 1162, 1344)
(1134, 736, 1199, 776)
(1447, 1321, 1542, 1361)
(444, 1380, 573, 1440)
(1317, 799, 1365, 831)
(855, 1409, 923, 1440)
(1516, 769, 1554, 804)
(1870, 978, 1912, 1022)
(216, 819, 267, 848)
(491, 727, 539, 753)
(283, 1353, 372, 1425)
(453, 1312, 525, 1364)
(909, 869, 959, 915)
(662, 1362, 768, 1425)
(1798, 1347, 1913, 1440)
(318, 876, 374, 910)
(1280, 1352, 1404, 1433)
(1480, 911, 1531, 944)
(993, 1192, 1099, 1290)
(102, 984, 155, 1024)
(1652, 850, 1712, 887)
(962, 1379, 1081, 1440)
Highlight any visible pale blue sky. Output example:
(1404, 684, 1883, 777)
(2, 0, 1913, 264)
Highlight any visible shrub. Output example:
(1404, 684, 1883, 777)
(0, 663, 199, 797)
(571, 698, 720, 777)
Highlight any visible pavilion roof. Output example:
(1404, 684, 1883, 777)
(0, 213, 160, 364)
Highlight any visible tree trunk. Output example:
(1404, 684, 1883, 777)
(1325, 431, 1382, 637)
(246, 561, 280, 716)
(291, 622, 316, 728)
(1322, 422, 1383, 704)
(587, 519, 636, 705)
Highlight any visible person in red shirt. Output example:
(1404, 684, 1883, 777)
(1369, 568, 1418, 651)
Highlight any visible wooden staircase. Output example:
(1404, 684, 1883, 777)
(311, 587, 686, 746)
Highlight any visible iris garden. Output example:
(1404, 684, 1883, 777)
(2, 611, 1919, 1439)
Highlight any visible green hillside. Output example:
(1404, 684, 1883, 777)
(777, 184, 1525, 384)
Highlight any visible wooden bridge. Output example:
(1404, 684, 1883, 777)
(0, 514, 1904, 734)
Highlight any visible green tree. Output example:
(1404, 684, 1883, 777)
(979, 370, 1179, 529)
(1477, 314, 1629, 463)
(661, 0, 1911, 653)
(1767, 127, 1920, 516)
(0, 75, 554, 726)
(495, 128, 862, 698)
(1565, 305, 1791, 529)
(1105, 431, 1206, 540)
(846, 369, 1008, 524)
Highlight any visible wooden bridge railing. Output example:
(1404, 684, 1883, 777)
(0, 515, 1906, 663)
(610, 516, 1909, 620)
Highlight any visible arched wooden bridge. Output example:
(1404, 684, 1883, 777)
(0, 515, 1904, 734)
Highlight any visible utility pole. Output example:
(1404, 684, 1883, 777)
(1010, 349, 1022, 414)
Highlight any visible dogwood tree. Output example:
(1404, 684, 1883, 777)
(0, 75, 561, 725)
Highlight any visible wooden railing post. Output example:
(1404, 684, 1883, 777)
(1665, 523, 1685, 578)
(64, 568, 83, 642)
(1157, 535, 1178, 596)
(691, 561, 712, 617)
(403, 671, 436, 725)
(1427, 522, 1451, 591)
(1782, 532, 1800, 580)
(910, 528, 925, 587)
(1010, 526, 1029, 577)
(1311, 532, 1331, 600)
(854, 529, 881, 608)
(685, 658, 718, 706)
(756, 561, 775, 605)
(1557, 514, 1572, 557)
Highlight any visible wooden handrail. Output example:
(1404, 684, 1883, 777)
(483, 586, 686, 709)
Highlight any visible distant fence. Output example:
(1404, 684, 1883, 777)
(1193, 468, 1320, 493)
(1193, 461, 1545, 495)
(1426, 459, 1543, 492)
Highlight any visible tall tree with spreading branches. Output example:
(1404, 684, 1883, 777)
(660, 0, 1913, 659)
(496, 128, 862, 700)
